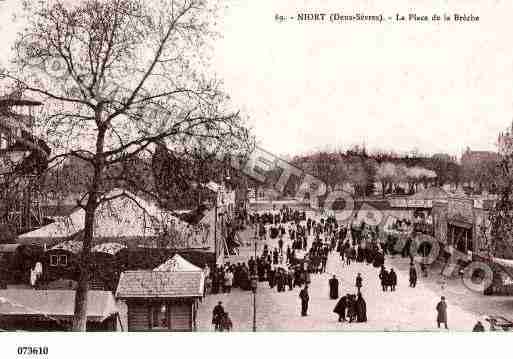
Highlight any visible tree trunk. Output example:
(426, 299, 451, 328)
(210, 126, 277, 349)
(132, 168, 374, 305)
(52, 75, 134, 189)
(72, 204, 96, 331)
(72, 111, 106, 331)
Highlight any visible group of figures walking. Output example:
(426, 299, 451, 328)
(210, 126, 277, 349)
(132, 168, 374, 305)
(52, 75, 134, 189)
(378, 266, 398, 291)
(329, 274, 368, 323)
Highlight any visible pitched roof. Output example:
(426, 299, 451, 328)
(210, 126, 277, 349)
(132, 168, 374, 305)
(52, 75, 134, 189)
(18, 188, 188, 244)
(0, 290, 118, 322)
(116, 270, 204, 299)
(154, 254, 202, 272)
(17, 209, 84, 243)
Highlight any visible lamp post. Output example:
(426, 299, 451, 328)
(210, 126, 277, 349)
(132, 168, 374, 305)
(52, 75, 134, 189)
(214, 201, 218, 263)
(250, 238, 258, 332)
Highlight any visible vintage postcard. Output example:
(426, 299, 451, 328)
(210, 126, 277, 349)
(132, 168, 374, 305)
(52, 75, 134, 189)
(0, 0, 511, 357)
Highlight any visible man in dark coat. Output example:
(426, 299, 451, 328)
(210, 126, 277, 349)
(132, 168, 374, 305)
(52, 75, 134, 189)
(299, 285, 309, 316)
(333, 294, 347, 322)
(321, 252, 328, 273)
(287, 269, 294, 290)
(379, 266, 388, 292)
(268, 268, 276, 288)
(355, 293, 367, 322)
(345, 245, 352, 265)
(389, 269, 397, 291)
(329, 275, 339, 299)
(212, 301, 225, 331)
(472, 321, 485, 332)
(273, 248, 279, 265)
(355, 273, 363, 293)
(436, 296, 448, 329)
(276, 269, 284, 292)
(409, 263, 417, 287)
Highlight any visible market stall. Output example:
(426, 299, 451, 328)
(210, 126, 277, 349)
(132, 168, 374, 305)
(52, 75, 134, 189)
(116, 266, 204, 332)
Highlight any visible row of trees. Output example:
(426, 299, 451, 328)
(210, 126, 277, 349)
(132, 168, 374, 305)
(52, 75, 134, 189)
(375, 162, 436, 197)
(290, 146, 500, 198)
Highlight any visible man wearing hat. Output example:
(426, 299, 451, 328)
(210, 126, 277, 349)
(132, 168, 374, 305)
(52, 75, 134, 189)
(212, 301, 225, 331)
(436, 296, 448, 329)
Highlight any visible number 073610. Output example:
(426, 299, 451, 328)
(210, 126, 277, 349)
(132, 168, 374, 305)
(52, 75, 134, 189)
(17, 346, 48, 356)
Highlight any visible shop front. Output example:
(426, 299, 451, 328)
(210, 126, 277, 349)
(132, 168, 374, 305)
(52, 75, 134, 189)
(447, 198, 476, 255)
(432, 196, 497, 277)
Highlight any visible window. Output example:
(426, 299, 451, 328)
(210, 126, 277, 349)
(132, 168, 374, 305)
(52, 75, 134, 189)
(49, 255, 59, 266)
(151, 304, 168, 330)
(59, 255, 68, 266)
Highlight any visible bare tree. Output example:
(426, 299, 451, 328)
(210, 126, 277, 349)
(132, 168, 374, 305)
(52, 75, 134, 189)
(375, 162, 395, 197)
(392, 164, 408, 194)
(2, 0, 252, 331)
(295, 151, 348, 192)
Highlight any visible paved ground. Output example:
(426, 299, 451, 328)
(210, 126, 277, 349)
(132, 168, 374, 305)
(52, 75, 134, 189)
(197, 213, 494, 332)
(389, 255, 513, 323)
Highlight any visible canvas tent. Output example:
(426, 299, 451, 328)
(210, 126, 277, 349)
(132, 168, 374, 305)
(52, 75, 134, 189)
(16, 209, 84, 245)
(17, 189, 189, 248)
(154, 254, 203, 272)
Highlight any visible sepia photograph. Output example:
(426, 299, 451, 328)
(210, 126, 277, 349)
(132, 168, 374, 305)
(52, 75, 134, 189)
(0, 0, 513, 356)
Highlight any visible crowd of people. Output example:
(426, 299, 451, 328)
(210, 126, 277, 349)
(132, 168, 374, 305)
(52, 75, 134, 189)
(208, 204, 461, 331)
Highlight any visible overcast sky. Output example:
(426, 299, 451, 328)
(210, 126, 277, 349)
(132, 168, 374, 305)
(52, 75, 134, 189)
(2, 0, 513, 158)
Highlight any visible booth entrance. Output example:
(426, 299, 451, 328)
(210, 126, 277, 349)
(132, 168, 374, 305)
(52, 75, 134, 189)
(448, 222, 473, 253)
